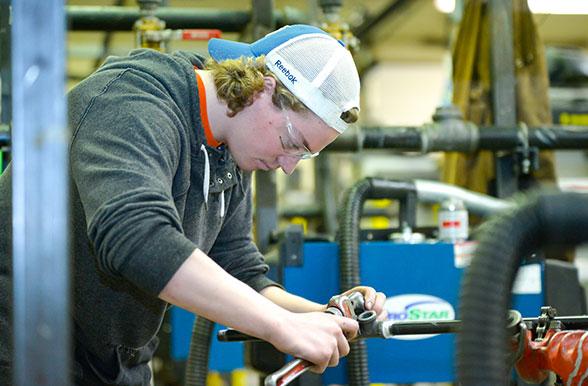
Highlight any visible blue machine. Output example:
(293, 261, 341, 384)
(170, 240, 544, 384)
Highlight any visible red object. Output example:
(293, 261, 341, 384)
(266, 293, 360, 386)
(194, 72, 222, 148)
(276, 360, 311, 386)
(516, 329, 588, 385)
(182, 29, 222, 41)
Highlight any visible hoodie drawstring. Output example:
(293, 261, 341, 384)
(200, 144, 210, 209)
(200, 144, 225, 218)
(219, 191, 225, 218)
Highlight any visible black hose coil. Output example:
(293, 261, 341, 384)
(339, 178, 417, 386)
(184, 316, 215, 386)
(457, 192, 588, 385)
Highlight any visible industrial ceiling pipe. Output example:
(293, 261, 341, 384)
(326, 125, 588, 153)
(66, 6, 306, 31)
(352, 0, 413, 40)
(2, 123, 587, 154)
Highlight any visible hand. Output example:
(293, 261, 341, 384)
(340, 286, 388, 321)
(268, 311, 359, 373)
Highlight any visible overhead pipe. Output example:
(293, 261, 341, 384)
(279, 179, 511, 220)
(2, 119, 586, 154)
(327, 105, 588, 153)
(66, 6, 307, 31)
(327, 124, 588, 153)
(352, 0, 413, 40)
(413, 180, 513, 216)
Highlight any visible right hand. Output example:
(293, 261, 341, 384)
(267, 311, 359, 373)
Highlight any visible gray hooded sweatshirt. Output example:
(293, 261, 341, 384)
(0, 49, 277, 385)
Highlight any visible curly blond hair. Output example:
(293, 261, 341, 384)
(205, 56, 307, 117)
(205, 55, 359, 123)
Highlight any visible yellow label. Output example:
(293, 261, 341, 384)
(559, 112, 588, 125)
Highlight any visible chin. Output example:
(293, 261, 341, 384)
(234, 158, 255, 172)
(241, 165, 256, 172)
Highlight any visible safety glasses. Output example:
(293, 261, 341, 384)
(279, 110, 319, 160)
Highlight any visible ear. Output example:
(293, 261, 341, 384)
(262, 76, 277, 94)
(253, 76, 276, 102)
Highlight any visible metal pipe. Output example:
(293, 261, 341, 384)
(381, 319, 461, 336)
(326, 125, 588, 153)
(479, 126, 588, 150)
(353, 0, 413, 40)
(414, 180, 513, 216)
(12, 0, 70, 385)
(1, 1, 11, 128)
(218, 314, 588, 342)
(66, 6, 306, 31)
(490, 0, 518, 198)
(252, 0, 276, 37)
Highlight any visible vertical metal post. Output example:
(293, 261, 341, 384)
(252, 0, 275, 43)
(254, 171, 278, 253)
(490, 0, 518, 197)
(11, 1, 70, 385)
(315, 156, 337, 235)
(252, 0, 276, 253)
(1, 0, 11, 169)
(1, 1, 11, 125)
(250, 2, 282, 379)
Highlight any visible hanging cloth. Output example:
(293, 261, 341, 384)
(444, 0, 569, 260)
(442, 0, 556, 194)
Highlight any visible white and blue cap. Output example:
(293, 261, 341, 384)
(208, 24, 360, 133)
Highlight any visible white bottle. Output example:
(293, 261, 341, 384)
(438, 198, 469, 243)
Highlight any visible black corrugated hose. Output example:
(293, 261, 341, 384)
(457, 192, 588, 386)
(338, 177, 417, 386)
(184, 316, 215, 386)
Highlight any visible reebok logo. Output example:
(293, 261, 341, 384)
(274, 60, 298, 84)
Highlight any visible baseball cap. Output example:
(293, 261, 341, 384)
(208, 24, 360, 133)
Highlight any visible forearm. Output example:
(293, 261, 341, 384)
(159, 248, 289, 342)
(260, 285, 326, 313)
(158, 247, 361, 373)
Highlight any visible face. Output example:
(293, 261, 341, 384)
(225, 78, 340, 175)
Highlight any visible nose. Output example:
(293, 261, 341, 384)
(277, 155, 300, 175)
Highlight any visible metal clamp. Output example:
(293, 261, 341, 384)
(536, 306, 558, 341)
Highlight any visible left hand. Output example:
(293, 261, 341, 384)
(339, 286, 388, 321)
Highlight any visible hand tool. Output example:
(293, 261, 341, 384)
(262, 291, 365, 386)
(219, 302, 588, 386)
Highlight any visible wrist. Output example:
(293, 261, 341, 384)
(260, 308, 291, 344)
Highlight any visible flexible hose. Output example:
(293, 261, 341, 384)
(184, 316, 215, 386)
(339, 178, 417, 386)
(339, 179, 371, 386)
(457, 192, 588, 386)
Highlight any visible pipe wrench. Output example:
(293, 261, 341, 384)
(264, 292, 365, 386)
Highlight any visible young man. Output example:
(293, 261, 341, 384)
(0, 24, 386, 385)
